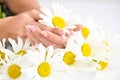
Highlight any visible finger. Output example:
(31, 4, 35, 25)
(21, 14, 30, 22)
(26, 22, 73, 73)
(41, 31, 68, 45)
(26, 25, 66, 48)
(34, 20, 66, 35)
(40, 38, 58, 48)
(26, 25, 58, 47)
(34, 22, 66, 36)
(33, 26, 57, 47)
(51, 28, 66, 35)
(54, 44, 66, 49)
(34, 21, 53, 31)
(26, 25, 41, 45)
(27, 9, 42, 21)
(74, 24, 83, 31)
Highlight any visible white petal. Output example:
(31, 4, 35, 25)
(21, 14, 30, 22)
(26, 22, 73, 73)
(46, 46, 54, 62)
(1, 38, 6, 48)
(40, 7, 53, 17)
(17, 37, 23, 50)
(8, 38, 18, 52)
(23, 38, 30, 50)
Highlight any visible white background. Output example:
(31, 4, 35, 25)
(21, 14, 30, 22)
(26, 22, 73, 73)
(38, 0, 120, 35)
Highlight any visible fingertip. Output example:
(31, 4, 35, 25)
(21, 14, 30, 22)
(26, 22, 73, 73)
(52, 28, 65, 35)
(74, 24, 83, 31)
(25, 25, 32, 32)
(58, 30, 65, 35)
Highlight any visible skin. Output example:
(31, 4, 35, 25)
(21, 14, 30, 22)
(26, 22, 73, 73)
(5, 0, 41, 14)
(0, 0, 83, 48)
(0, 9, 41, 41)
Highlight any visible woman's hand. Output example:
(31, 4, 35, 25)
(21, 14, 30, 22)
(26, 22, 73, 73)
(26, 24, 83, 48)
(26, 25, 70, 48)
(0, 9, 41, 41)
(0, 8, 83, 48)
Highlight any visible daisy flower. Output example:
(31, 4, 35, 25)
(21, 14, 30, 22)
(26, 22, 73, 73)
(65, 31, 84, 59)
(70, 17, 109, 71)
(53, 35, 96, 77)
(39, 2, 79, 29)
(81, 17, 104, 40)
(95, 34, 120, 80)
(8, 37, 33, 56)
(0, 38, 6, 49)
(0, 48, 15, 71)
(0, 38, 14, 62)
(80, 17, 109, 60)
(24, 43, 69, 80)
(0, 38, 7, 60)
(0, 54, 33, 80)
(80, 39, 109, 60)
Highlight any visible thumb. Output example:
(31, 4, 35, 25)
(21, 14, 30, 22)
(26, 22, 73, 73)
(27, 9, 42, 21)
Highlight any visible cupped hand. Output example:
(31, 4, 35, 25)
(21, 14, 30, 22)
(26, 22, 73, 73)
(26, 25, 69, 48)
(26, 24, 83, 48)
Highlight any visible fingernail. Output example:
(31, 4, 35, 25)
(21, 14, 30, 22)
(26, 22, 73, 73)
(26, 25, 36, 32)
(30, 26, 37, 32)
(41, 31, 48, 37)
(70, 31, 74, 35)
(25, 25, 31, 32)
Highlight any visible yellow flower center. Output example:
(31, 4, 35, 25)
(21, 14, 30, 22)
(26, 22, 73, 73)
(81, 43, 91, 57)
(81, 27, 90, 38)
(102, 41, 109, 46)
(63, 51, 76, 65)
(17, 50, 26, 56)
(0, 51, 5, 59)
(102, 41, 109, 52)
(98, 61, 108, 70)
(52, 16, 66, 28)
(37, 62, 51, 77)
(8, 64, 21, 79)
(105, 49, 109, 52)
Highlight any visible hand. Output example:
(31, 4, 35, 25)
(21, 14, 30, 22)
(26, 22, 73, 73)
(26, 25, 69, 48)
(2, 9, 41, 41)
(26, 24, 83, 48)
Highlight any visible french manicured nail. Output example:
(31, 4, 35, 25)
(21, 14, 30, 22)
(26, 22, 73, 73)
(41, 31, 48, 37)
(25, 25, 31, 32)
(30, 26, 36, 32)
(26, 25, 36, 32)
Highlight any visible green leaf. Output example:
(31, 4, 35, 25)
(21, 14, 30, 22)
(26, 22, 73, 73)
(0, 5, 3, 18)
